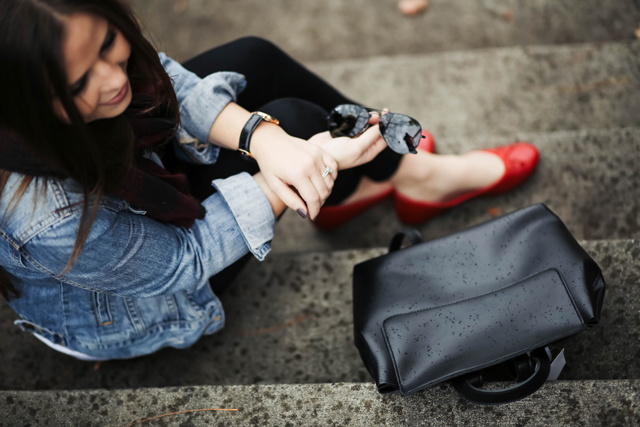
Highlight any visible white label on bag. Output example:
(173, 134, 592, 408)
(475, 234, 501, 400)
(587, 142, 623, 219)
(546, 348, 566, 381)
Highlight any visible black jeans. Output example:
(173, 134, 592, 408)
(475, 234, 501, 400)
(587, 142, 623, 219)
(165, 37, 404, 293)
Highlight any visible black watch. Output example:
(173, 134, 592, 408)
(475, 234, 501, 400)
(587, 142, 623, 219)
(238, 111, 280, 161)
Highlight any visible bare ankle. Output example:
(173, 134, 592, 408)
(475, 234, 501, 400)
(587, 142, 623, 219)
(391, 151, 505, 203)
(391, 152, 436, 189)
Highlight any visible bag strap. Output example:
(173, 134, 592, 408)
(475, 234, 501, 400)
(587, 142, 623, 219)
(388, 230, 423, 253)
(451, 348, 551, 405)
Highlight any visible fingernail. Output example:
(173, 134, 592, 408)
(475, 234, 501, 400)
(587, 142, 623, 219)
(297, 209, 307, 219)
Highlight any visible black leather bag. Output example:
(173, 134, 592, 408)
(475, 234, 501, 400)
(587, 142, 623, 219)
(352, 204, 605, 404)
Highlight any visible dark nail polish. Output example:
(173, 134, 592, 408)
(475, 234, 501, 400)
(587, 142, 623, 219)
(297, 209, 307, 219)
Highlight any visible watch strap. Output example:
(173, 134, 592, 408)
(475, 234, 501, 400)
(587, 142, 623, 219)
(238, 113, 264, 161)
(238, 112, 279, 161)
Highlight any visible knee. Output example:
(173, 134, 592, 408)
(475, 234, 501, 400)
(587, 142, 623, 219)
(261, 98, 327, 120)
(231, 36, 283, 59)
(260, 98, 328, 139)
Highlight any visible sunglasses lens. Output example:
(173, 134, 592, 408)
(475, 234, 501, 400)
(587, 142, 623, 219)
(379, 113, 422, 155)
(328, 104, 370, 138)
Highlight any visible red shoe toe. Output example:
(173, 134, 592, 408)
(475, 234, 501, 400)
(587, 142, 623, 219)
(313, 130, 437, 230)
(482, 142, 539, 196)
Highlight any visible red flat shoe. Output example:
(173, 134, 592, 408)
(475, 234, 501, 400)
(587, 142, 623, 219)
(395, 142, 539, 225)
(313, 130, 436, 231)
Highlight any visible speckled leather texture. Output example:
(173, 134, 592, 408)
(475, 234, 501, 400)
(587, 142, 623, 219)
(353, 204, 606, 397)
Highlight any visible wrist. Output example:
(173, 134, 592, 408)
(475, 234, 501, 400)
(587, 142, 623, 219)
(250, 122, 289, 161)
(207, 103, 252, 150)
(237, 112, 281, 161)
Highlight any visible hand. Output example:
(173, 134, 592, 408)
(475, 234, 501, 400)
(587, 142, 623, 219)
(250, 123, 338, 220)
(308, 125, 387, 171)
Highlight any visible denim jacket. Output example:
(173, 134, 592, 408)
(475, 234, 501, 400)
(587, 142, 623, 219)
(0, 54, 276, 360)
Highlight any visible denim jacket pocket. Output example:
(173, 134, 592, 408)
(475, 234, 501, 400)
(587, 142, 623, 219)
(93, 292, 113, 326)
(123, 297, 147, 335)
(63, 286, 143, 350)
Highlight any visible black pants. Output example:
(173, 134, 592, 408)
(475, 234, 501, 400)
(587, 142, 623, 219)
(165, 37, 403, 292)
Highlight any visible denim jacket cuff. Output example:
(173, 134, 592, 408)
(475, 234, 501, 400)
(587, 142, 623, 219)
(211, 172, 275, 260)
(179, 72, 247, 144)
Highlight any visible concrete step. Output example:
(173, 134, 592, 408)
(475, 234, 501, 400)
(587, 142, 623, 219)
(273, 127, 640, 253)
(307, 41, 640, 139)
(1, 239, 637, 391)
(2, 381, 639, 426)
(131, 0, 640, 63)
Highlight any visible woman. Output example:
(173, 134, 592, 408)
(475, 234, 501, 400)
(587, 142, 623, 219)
(0, 0, 538, 360)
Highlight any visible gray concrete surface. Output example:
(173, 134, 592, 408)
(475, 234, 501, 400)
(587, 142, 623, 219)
(1, 240, 637, 391)
(130, 0, 640, 63)
(273, 127, 640, 253)
(1, 381, 639, 426)
(307, 41, 640, 139)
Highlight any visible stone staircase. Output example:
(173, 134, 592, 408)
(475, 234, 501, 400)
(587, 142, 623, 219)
(2, 381, 639, 426)
(2, 0, 640, 425)
(133, 0, 640, 63)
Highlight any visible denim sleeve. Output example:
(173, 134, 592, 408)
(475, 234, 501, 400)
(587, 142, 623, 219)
(22, 173, 274, 298)
(159, 52, 247, 165)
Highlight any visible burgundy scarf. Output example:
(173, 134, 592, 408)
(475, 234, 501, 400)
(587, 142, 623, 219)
(0, 91, 205, 228)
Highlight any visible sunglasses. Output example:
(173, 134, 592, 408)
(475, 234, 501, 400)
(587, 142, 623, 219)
(327, 104, 424, 155)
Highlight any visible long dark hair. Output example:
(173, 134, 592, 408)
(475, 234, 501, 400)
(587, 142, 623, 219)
(0, 0, 180, 300)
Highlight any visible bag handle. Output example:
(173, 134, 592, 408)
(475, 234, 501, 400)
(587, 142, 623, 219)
(388, 230, 422, 253)
(451, 348, 551, 405)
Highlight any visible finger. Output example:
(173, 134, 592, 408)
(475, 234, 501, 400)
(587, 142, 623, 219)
(326, 171, 336, 190)
(313, 149, 335, 187)
(302, 145, 330, 206)
(320, 169, 335, 196)
(318, 152, 338, 190)
(371, 134, 388, 156)
(267, 178, 309, 219)
(310, 168, 332, 209)
(368, 108, 389, 125)
(320, 155, 337, 198)
(296, 178, 323, 220)
(361, 136, 388, 164)
(353, 124, 383, 148)
(322, 152, 339, 179)
(352, 125, 387, 165)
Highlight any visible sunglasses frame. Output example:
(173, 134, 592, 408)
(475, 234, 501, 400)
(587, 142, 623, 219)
(327, 104, 424, 155)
